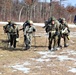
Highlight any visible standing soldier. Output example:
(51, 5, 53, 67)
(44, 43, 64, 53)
(23, 20, 36, 50)
(57, 18, 63, 48)
(3, 21, 12, 47)
(9, 23, 19, 49)
(60, 18, 70, 47)
(46, 17, 59, 51)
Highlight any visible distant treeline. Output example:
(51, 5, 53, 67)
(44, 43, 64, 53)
(0, 0, 76, 23)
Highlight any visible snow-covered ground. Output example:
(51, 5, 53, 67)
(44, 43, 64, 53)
(0, 22, 76, 28)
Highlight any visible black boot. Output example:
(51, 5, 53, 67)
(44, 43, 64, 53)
(64, 44, 69, 47)
(48, 46, 51, 50)
(58, 45, 62, 49)
(25, 45, 30, 50)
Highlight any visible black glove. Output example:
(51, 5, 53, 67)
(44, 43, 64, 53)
(68, 29, 70, 33)
(16, 34, 19, 38)
(33, 29, 36, 32)
(55, 31, 59, 36)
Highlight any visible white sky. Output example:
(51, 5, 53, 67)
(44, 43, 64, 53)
(39, 0, 76, 6)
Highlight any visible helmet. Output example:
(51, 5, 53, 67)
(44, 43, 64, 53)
(62, 18, 65, 21)
(25, 20, 29, 23)
(29, 20, 33, 25)
(51, 16, 55, 21)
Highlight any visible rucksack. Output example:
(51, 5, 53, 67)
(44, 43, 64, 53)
(45, 25, 51, 33)
(3, 24, 9, 33)
(23, 21, 29, 31)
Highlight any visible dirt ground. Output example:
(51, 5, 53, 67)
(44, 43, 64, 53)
(0, 24, 76, 75)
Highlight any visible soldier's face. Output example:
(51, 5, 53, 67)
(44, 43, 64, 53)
(30, 24, 32, 26)
(62, 20, 65, 23)
(13, 25, 16, 27)
(51, 20, 55, 24)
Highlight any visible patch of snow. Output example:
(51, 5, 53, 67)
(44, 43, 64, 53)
(0, 55, 3, 57)
(56, 47, 61, 50)
(11, 64, 30, 74)
(60, 50, 76, 55)
(30, 58, 36, 61)
(0, 73, 2, 75)
(70, 32, 76, 37)
(38, 51, 55, 55)
(70, 40, 75, 44)
(57, 55, 75, 62)
(36, 58, 50, 62)
(41, 54, 57, 59)
(67, 50, 76, 55)
(38, 51, 50, 55)
(35, 66, 42, 69)
(37, 51, 76, 62)
(9, 61, 31, 73)
(68, 24, 76, 28)
(12, 70, 17, 72)
(47, 64, 56, 67)
(3, 65, 7, 68)
(68, 68, 76, 73)
(23, 61, 31, 66)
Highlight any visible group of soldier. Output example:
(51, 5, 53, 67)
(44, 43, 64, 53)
(3, 20, 36, 50)
(3, 16, 70, 51)
(44, 16, 70, 51)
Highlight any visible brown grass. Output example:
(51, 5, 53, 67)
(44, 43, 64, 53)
(0, 25, 76, 75)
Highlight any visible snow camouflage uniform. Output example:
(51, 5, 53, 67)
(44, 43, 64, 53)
(23, 20, 36, 50)
(9, 23, 19, 48)
(46, 17, 59, 50)
(45, 16, 62, 49)
(57, 18, 63, 48)
(3, 21, 12, 43)
(59, 18, 70, 47)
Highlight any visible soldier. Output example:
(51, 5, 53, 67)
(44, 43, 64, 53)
(46, 17, 59, 51)
(23, 20, 36, 50)
(60, 18, 70, 47)
(50, 17, 62, 49)
(9, 23, 19, 49)
(57, 18, 63, 48)
(44, 16, 62, 49)
(3, 21, 12, 46)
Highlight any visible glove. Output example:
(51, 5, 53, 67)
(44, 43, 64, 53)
(68, 29, 70, 33)
(33, 28, 36, 32)
(16, 34, 19, 38)
(55, 31, 59, 36)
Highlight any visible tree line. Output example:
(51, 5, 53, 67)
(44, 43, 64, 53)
(0, 0, 76, 23)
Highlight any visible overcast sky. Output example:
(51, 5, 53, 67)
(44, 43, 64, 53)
(39, 0, 76, 6)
